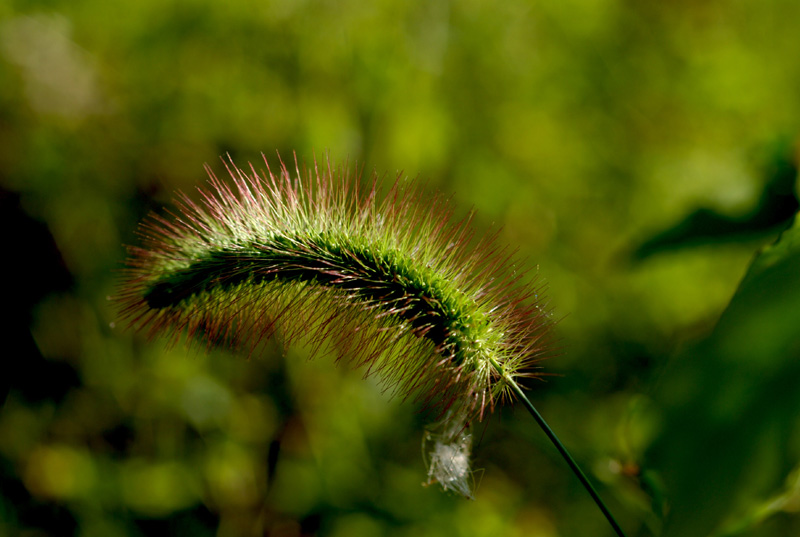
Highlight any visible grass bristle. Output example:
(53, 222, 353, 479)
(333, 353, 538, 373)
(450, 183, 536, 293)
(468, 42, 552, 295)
(116, 153, 554, 424)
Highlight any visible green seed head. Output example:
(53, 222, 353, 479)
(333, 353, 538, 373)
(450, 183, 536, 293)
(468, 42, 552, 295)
(117, 153, 555, 496)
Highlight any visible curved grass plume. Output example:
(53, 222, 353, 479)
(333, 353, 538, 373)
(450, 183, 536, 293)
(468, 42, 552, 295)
(119, 154, 551, 420)
(117, 154, 626, 535)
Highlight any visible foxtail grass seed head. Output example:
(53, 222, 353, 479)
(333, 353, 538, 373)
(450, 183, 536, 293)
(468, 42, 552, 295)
(117, 153, 554, 498)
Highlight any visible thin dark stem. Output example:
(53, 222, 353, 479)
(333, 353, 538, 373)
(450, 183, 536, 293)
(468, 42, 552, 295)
(489, 358, 627, 537)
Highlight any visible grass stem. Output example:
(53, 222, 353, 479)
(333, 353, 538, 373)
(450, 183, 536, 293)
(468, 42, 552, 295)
(489, 358, 627, 537)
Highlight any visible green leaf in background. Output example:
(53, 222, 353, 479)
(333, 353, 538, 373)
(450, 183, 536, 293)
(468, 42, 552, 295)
(649, 215, 800, 536)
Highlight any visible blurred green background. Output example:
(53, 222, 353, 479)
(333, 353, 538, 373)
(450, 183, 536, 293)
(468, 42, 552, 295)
(2, 1, 800, 536)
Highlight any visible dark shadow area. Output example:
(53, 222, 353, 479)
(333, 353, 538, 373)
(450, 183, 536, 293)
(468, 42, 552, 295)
(0, 187, 78, 405)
